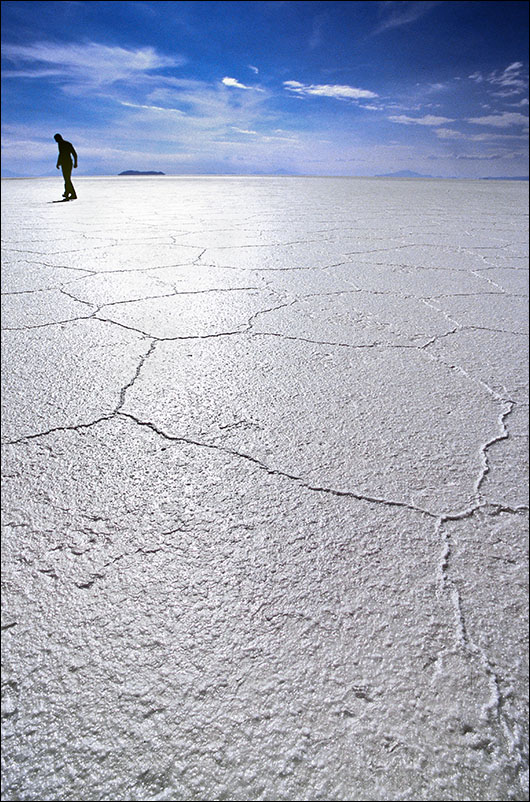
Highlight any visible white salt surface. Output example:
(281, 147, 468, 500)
(1, 176, 528, 801)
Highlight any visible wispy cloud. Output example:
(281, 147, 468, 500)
(488, 62, 527, 92)
(427, 82, 448, 93)
(466, 111, 529, 128)
(435, 127, 528, 141)
(284, 81, 378, 100)
(119, 100, 186, 115)
(468, 62, 528, 97)
(1, 41, 183, 90)
(430, 150, 524, 162)
(435, 128, 468, 140)
(2, 68, 65, 79)
(248, 65, 259, 74)
(374, 1, 441, 34)
(111, 77, 275, 158)
(388, 114, 454, 126)
(145, 79, 269, 120)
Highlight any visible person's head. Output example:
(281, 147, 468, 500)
(54, 133, 62, 142)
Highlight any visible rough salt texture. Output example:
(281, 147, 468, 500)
(1, 176, 528, 802)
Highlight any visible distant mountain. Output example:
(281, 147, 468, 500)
(481, 176, 529, 181)
(376, 170, 434, 178)
(118, 170, 165, 176)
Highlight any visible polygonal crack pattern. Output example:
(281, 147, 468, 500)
(1, 176, 528, 802)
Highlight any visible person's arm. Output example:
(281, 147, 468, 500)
(71, 144, 78, 168)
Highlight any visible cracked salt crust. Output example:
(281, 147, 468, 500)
(330, 260, 507, 297)
(96, 289, 286, 339)
(1, 318, 150, 442)
(34, 242, 205, 272)
(473, 266, 529, 295)
(198, 241, 354, 271)
(1, 287, 95, 329)
(1, 259, 93, 294)
(426, 327, 529, 402)
(428, 294, 529, 334)
(120, 333, 507, 517)
(57, 270, 178, 307)
(1, 176, 528, 802)
(252, 291, 456, 346)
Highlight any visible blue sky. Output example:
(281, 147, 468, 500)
(2, 1, 529, 177)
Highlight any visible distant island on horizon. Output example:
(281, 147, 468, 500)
(118, 170, 166, 176)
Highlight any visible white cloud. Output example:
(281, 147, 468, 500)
(467, 111, 529, 128)
(222, 76, 255, 90)
(284, 80, 378, 100)
(248, 65, 259, 74)
(388, 114, 454, 126)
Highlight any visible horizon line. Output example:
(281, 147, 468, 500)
(2, 173, 529, 181)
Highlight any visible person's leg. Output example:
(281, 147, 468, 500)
(61, 164, 69, 197)
(62, 163, 76, 198)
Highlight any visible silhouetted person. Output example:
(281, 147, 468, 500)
(54, 133, 77, 199)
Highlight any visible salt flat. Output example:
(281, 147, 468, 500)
(1, 176, 528, 801)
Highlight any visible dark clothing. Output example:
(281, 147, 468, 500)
(57, 139, 77, 166)
(56, 138, 77, 198)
